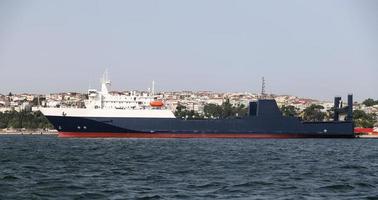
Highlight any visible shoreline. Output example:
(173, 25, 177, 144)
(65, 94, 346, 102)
(0, 132, 58, 135)
(0, 129, 58, 135)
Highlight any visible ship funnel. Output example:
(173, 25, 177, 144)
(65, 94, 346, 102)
(347, 94, 353, 121)
(333, 97, 341, 121)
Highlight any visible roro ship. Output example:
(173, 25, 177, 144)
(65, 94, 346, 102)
(41, 74, 355, 138)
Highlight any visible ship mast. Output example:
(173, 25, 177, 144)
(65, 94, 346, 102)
(151, 80, 155, 96)
(260, 77, 266, 99)
(101, 69, 111, 94)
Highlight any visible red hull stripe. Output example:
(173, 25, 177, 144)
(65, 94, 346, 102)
(58, 132, 344, 138)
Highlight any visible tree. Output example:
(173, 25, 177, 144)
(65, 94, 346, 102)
(302, 104, 326, 122)
(362, 98, 378, 107)
(234, 104, 248, 118)
(203, 103, 222, 118)
(221, 99, 233, 118)
(174, 103, 187, 118)
(0, 110, 53, 129)
(0, 112, 6, 129)
(280, 105, 299, 117)
(203, 100, 248, 119)
(185, 110, 203, 120)
(325, 107, 335, 121)
(353, 109, 376, 128)
(174, 103, 203, 119)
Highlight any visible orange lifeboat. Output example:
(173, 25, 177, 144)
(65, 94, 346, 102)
(150, 101, 164, 107)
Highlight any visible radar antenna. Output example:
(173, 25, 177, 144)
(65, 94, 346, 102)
(151, 80, 155, 96)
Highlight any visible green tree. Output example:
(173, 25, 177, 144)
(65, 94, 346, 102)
(221, 99, 234, 118)
(325, 107, 335, 121)
(203, 103, 222, 118)
(234, 104, 248, 118)
(0, 110, 53, 129)
(353, 109, 376, 128)
(203, 100, 248, 119)
(0, 112, 6, 129)
(185, 110, 203, 120)
(174, 103, 203, 119)
(175, 100, 249, 120)
(302, 104, 326, 122)
(174, 103, 187, 118)
(362, 98, 378, 107)
(280, 105, 299, 117)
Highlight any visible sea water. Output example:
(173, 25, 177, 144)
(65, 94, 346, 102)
(1, 135, 377, 199)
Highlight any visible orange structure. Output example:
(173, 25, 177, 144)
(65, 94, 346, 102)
(150, 101, 164, 107)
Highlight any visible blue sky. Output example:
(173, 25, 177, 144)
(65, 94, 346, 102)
(0, 0, 377, 101)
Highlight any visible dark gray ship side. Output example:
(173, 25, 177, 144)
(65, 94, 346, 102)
(45, 95, 355, 138)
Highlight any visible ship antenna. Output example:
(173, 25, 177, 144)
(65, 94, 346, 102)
(102, 68, 110, 83)
(101, 69, 110, 94)
(104, 69, 108, 82)
(260, 77, 266, 99)
(152, 80, 155, 96)
(105, 68, 109, 82)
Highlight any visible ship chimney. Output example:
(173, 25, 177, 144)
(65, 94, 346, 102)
(347, 94, 353, 121)
(333, 96, 341, 121)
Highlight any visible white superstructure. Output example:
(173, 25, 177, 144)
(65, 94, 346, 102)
(85, 70, 154, 110)
(41, 71, 176, 119)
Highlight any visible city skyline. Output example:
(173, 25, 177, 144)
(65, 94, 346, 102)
(0, 0, 377, 101)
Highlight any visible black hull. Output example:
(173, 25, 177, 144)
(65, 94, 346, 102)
(46, 115, 355, 138)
